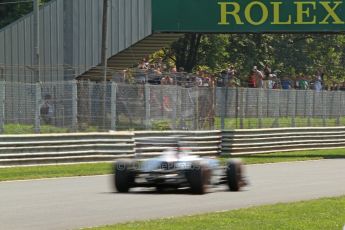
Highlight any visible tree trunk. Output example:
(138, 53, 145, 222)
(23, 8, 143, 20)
(172, 33, 203, 72)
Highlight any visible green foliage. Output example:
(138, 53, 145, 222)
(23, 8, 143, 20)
(0, 163, 112, 182)
(40, 125, 69, 133)
(214, 117, 345, 130)
(3, 123, 35, 134)
(198, 34, 230, 72)
(151, 120, 171, 131)
(168, 33, 345, 84)
(78, 123, 101, 133)
(225, 148, 345, 165)
(0, 0, 51, 29)
(3, 123, 68, 134)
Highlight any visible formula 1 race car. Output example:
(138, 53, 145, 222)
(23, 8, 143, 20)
(113, 138, 247, 194)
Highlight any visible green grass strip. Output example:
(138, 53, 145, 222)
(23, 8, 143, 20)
(214, 117, 345, 129)
(0, 163, 112, 182)
(88, 196, 345, 230)
(226, 148, 345, 165)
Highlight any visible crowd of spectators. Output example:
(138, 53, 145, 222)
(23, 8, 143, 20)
(246, 64, 325, 92)
(116, 58, 345, 91)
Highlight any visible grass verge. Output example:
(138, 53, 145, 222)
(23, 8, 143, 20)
(223, 148, 345, 165)
(0, 163, 112, 182)
(0, 148, 344, 182)
(214, 117, 345, 129)
(87, 196, 345, 230)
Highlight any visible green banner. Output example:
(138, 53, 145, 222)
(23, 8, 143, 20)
(152, 0, 345, 32)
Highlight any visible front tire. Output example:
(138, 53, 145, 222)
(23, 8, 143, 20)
(226, 159, 244, 191)
(114, 160, 135, 193)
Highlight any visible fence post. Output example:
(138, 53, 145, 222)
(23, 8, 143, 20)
(72, 80, 78, 132)
(307, 90, 311, 126)
(291, 90, 296, 127)
(194, 87, 199, 130)
(235, 87, 239, 129)
(245, 88, 250, 128)
(240, 88, 244, 129)
(221, 87, 227, 130)
(145, 84, 151, 130)
(88, 80, 92, 125)
(0, 81, 5, 133)
(34, 82, 41, 133)
(257, 89, 263, 128)
(322, 90, 326, 127)
(272, 89, 280, 128)
(312, 90, 317, 126)
(221, 73, 229, 130)
(211, 86, 216, 130)
(111, 82, 117, 130)
(172, 85, 178, 129)
(336, 91, 341, 126)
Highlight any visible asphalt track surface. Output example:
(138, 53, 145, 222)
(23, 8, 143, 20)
(1, 159, 345, 230)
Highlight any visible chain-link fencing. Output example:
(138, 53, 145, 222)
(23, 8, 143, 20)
(1, 80, 345, 133)
(217, 87, 345, 129)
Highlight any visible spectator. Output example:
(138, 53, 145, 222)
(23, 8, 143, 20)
(314, 72, 323, 92)
(147, 65, 160, 85)
(161, 75, 174, 85)
(170, 66, 177, 73)
(299, 75, 309, 90)
(248, 69, 257, 88)
(169, 66, 178, 85)
(138, 58, 149, 70)
(281, 77, 293, 89)
(40, 94, 54, 125)
(217, 70, 227, 87)
(155, 57, 163, 69)
(224, 65, 237, 87)
(267, 74, 275, 89)
(253, 66, 264, 88)
(227, 65, 235, 82)
(340, 81, 345, 91)
(203, 71, 212, 87)
(196, 75, 203, 87)
(208, 74, 216, 88)
(263, 64, 272, 78)
(263, 64, 272, 88)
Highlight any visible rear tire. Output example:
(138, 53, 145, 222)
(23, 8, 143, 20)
(226, 159, 244, 191)
(186, 161, 210, 194)
(114, 160, 135, 193)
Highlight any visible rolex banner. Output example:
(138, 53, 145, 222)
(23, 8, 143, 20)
(152, 0, 345, 32)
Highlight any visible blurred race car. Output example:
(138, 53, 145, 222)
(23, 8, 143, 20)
(113, 138, 247, 194)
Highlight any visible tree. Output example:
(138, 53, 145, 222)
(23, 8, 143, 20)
(170, 34, 231, 73)
(167, 33, 345, 84)
(0, 0, 51, 28)
(171, 33, 203, 72)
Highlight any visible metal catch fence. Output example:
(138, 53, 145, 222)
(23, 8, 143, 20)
(0, 80, 345, 133)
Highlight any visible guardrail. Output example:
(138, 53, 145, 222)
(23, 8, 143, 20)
(0, 130, 221, 167)
(222, 127, 345, 155)
(0, 132, 135, 167)
(1, 128, 345, 167)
